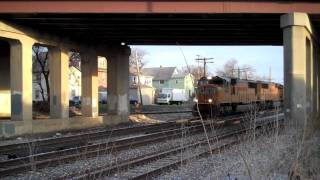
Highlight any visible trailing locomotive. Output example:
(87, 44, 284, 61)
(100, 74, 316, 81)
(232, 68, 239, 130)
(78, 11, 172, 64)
(193, 76, 283, 117)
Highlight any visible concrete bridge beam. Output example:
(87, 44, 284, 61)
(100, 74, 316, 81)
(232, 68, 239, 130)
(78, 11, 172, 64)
(81, 51, 99, 118)
(105, 45, 131, 125)
(281, 12, 320, 131)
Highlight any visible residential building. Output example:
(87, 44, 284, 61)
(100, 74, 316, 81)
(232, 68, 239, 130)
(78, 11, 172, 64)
(98, 57, 107, 90)
(129, 72, 153, 87)
(68, 66, 81, 99)
(142, 66, 194, 99)
(129, 72, 155, 105)
(129, 84, 155, 105)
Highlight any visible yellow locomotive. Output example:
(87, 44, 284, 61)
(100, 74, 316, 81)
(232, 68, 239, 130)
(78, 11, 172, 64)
(193, 76, 283, 117)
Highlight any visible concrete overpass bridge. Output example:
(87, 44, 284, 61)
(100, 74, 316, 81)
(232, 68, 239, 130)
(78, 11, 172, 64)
(0, 0, 319, 136)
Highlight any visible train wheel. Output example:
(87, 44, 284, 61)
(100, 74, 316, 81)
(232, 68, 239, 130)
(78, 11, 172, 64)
(209, 105, 220, 118)
(231, 104, 237, 113)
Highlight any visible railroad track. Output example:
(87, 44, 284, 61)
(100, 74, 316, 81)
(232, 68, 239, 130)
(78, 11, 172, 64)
(132, 110, 192, 115)
(0, 109, 252, 159)
(0, 123, 202, 176)
(0, 113, 251, 178)
(61, 114, 284, 180)
(0, 121, 184, 158)
(0, 110, 281, 178)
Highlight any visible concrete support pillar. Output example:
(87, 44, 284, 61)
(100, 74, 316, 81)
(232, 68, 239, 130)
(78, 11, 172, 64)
(81, 51, 98, 117)
(0, 40, 10, 118)
(313, 43, 320, 124)
(10, 39, 34, 121)
(49, 47, 69, 119)
(314, 38, 320, 128)
(281, 12, 319, 130)
(105, 46, 131, 125)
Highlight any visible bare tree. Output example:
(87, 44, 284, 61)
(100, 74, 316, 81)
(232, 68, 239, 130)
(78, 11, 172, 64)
(69, 51, 81, 69)
(179, 65, 205, 83)
(32, 46, 50, 102)
(69, 51, 82, 89)
(32, 48, 82, 102)
(129, 48, 148, 105)
(216, 59, 259, 80)
(216, 59, 238, 77)
(240, 64, 256, 80)
(129, 48, 148, 73)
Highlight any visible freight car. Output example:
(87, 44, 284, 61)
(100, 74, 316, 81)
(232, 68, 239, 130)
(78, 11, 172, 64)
(193, 76, 283, 117)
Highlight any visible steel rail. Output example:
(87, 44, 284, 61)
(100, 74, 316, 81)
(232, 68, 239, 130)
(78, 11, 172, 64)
(0, 113, 246, 177)
(0, 124, 206, 177)
(61, 114, 283, 180)
(131, 110, 192, 115)
(131, 118, 283, 180)
(0, 111, 281, 178)
(0, 121, 181, 157)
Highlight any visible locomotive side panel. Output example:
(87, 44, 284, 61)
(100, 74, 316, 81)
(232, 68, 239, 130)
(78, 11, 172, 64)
(193, 76, 283, 117)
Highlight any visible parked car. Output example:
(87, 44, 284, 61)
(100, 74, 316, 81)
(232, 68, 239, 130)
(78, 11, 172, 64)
(70, 96, 81, 106)
(99, 91, 107, 104)
(130, 98, 138, 105)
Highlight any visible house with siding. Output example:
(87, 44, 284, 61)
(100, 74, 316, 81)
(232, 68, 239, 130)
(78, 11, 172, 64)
(142, 66, 194, 99)
(129, 72, 155, 105)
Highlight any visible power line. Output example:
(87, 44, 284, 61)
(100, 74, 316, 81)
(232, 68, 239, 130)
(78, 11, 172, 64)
(195, 56, 214, 77)
(231, 67, 250, 79)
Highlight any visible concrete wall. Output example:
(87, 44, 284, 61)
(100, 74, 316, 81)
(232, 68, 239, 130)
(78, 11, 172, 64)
(0, 116, 104, 137)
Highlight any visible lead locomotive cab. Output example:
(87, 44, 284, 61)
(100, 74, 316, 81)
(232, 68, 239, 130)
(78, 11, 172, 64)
(193, 76, 283, 117)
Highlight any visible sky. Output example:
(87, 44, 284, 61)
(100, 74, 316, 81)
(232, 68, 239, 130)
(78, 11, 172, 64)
(132, 45, 284, 84)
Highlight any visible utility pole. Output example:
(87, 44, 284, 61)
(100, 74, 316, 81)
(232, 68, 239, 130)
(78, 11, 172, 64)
(196, 54, 200, 80)
(232, 67, 250, 79)
(135, 50, 143, 105)
(269, 66, 272, 82)
(195, 56, 214, 77)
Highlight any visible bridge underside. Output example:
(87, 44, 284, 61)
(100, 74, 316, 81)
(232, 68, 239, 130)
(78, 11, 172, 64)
(0, 12, 319, 137)
(1, 13, 319, 45)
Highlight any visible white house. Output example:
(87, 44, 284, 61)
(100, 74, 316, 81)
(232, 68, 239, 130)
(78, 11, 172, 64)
(129, 72, 155, 105)
(129, 72, 153, 87)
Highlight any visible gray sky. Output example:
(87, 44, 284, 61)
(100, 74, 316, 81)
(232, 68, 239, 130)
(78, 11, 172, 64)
(132, 45, 283, 84)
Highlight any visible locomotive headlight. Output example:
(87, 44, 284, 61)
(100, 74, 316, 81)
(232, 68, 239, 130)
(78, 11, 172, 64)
(208, 99, 213, 103)
(193, 98, 198, 103)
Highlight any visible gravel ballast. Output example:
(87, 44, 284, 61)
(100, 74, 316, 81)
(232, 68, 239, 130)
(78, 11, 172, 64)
(3, 125, 219, 179)
(158, 127, 320, 180)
